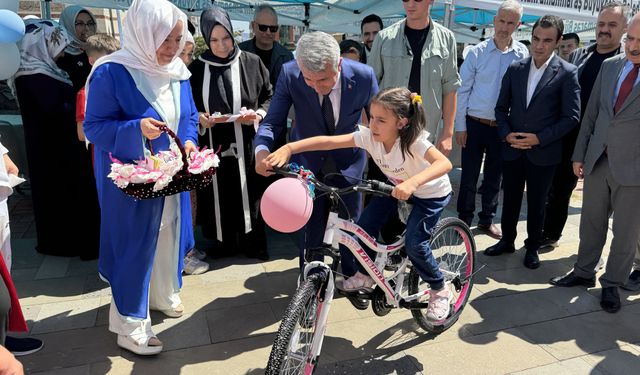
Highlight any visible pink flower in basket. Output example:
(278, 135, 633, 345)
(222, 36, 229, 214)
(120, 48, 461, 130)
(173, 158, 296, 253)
(108, 143, 220, 193)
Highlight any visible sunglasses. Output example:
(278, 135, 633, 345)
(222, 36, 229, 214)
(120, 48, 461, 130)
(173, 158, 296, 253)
(257, 24, 279, 33)
(402, 0, 425, 2)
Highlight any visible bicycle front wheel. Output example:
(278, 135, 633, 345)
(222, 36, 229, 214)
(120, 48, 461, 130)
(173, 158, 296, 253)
(266, 273, 326, 375)
(409, 217, 476, 333)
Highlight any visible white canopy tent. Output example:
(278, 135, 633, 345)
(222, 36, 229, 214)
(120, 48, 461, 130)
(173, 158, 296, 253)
(47, 0, 639, 41)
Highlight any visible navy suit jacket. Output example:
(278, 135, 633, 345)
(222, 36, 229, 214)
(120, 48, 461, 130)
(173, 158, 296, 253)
(254, 58, 379, 177)
(495, 55, 580, 166)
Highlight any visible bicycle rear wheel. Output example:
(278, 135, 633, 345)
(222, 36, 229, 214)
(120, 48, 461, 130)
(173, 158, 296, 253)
(409, 217, 476, 333)
(266, 273, 326, 375)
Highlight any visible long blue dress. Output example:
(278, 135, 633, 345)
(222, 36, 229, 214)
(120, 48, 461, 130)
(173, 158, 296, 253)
(84, 63, 198, 319)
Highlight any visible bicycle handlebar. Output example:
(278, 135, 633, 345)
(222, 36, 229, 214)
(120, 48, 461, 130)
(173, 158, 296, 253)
(269, 164, 395, 197)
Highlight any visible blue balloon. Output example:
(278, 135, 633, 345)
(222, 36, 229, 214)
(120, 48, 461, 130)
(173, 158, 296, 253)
(0, 9, 25, 43)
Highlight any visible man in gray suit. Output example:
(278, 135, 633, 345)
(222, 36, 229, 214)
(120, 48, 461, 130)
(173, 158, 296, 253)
(550, 13, 640, 313)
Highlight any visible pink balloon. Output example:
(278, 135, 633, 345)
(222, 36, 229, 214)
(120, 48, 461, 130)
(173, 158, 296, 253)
(261, 177, 314, 233)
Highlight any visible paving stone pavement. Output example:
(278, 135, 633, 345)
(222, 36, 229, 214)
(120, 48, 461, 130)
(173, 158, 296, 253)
(7, 170, 640, 374)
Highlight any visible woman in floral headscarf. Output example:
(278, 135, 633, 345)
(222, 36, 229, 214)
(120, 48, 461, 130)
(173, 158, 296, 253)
(57, 6, 97, 91)
(12, 20, 99, 259)
(84, 0, 198, 355)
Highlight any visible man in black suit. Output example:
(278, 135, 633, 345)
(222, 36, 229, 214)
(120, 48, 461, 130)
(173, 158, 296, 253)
(484, 15, 581, 269)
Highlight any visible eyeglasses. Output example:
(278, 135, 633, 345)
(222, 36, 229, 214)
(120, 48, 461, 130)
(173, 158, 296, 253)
(75, 21, 96, 28)
(257, 24, 279, 33)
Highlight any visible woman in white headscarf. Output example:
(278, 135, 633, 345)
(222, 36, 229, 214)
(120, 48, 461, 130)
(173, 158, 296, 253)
(12, 20, 100, 260)
(58, 6, 98, 91)
(83, 0, 198, 355)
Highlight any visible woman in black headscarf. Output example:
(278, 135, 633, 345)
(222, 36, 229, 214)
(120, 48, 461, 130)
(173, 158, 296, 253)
(190, 6, 272, 260)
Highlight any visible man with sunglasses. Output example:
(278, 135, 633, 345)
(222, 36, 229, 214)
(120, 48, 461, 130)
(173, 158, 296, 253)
(240, 5, 295, 261)
(368, 0, 461, 155)
(239, 4, 294, 89)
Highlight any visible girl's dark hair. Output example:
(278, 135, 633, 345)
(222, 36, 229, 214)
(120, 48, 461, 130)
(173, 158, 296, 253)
(370, 87, 426, 161)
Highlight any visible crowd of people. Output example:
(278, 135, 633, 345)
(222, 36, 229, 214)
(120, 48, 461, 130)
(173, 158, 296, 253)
(0, 0, 638, 363)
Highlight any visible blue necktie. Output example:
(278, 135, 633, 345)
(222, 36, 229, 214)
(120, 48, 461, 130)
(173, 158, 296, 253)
(321, 94, 335, 134)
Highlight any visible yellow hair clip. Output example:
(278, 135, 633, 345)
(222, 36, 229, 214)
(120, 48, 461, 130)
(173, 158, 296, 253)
(411, 94, 422, 105)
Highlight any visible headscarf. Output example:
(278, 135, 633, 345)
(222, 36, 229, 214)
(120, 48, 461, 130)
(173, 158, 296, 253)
(12, 19, 72, 85)
(90, 0, 190, 82)
(199, 6, 239, 65)
(86, 0, 190, 142)
(184, 29, 195, 46)
(59, 6, 97, 55)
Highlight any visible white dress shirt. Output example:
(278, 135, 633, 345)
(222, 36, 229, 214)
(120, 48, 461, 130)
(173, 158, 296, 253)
(455, 38, 529, 131)
(319, 71, 342, 127)
(526, 53, 554, 107)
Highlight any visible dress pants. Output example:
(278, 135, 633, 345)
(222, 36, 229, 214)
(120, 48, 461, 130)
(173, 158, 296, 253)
(542, 129, 579, 241)
(573, 156, 640, 287)
(295, 169, 363, 276)
(501, 155, 556, 251)
(457, 117, 502, 226)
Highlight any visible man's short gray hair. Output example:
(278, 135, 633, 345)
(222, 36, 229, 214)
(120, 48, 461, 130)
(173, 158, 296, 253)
(601, 1, 631, 22)
(295, 32, 340, 72)
(255, 4, 278, 20)
(497, 0, 524, 17)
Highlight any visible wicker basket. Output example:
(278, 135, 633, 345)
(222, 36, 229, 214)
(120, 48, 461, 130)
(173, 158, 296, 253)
(118, 125, 216, 200)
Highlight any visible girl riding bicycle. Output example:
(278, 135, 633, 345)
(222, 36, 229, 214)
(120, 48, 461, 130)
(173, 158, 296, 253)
(265, 87, 454, 321)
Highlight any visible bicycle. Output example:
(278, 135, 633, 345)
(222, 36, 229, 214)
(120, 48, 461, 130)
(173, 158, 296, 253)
(265, 164, 476, 375)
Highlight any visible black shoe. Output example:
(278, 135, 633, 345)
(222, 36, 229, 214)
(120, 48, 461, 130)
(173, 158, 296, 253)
(621, 270, 640, 292)
(524, 249, 540, 269)
(4, 336, 44, 357)
(549, 272, 596, 287)
(346, 295, 370, 310)
(539, 237, 559, 251)
(477, 223, 503, 240)
(484, 241, 516, 256)
(600, 286, 621, 313)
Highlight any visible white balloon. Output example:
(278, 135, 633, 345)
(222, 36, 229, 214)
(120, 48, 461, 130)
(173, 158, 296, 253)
(0, 42, 20, 80)
(0, 0, 18, 13)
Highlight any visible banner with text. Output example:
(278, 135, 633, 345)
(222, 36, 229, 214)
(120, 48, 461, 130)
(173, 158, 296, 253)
(455, 0, 638, 22)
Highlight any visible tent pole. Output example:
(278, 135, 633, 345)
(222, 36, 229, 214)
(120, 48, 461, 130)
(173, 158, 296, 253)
(443, 0, 454, 29)
(40, 0, 52, 20)
(116, 10, 124, 45)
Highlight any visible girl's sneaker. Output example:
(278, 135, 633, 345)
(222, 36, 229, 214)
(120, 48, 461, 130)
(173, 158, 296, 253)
(186, 248, 207, 260)
(426, 287, 451, 321)
(183, 254, 209, 275)
(340, 271, 375, 292)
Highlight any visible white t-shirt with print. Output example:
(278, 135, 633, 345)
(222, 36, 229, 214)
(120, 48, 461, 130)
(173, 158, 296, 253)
(353, 126, 452, 199)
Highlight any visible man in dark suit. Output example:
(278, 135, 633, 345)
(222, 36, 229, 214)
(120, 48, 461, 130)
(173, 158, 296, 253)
(254, 31, 379, 275)
(484, 15, 581, 269)
(550, 13, 640, 313)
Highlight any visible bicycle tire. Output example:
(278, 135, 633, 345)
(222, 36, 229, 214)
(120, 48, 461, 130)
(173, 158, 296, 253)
(266, 273, 326, 375)
(409, 217, 476, 333)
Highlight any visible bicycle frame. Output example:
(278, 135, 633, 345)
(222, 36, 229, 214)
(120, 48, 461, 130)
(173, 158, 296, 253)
(299, 211, 424, 373)
(323, 211, 433, 306)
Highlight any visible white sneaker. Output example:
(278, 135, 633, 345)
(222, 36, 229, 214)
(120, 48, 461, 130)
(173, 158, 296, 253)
(340, 272, 375, 292)
(426, 287, 451, 321)
(186, 248, 207, 261)
(183, 255, 209, 275)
